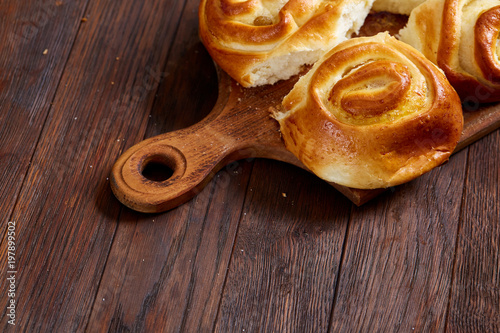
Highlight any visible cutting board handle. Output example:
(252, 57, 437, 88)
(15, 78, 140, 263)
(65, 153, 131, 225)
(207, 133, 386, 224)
(110, 67, 500, 213)
(110, 123, 233, 213)
(110, 71, 301, 213)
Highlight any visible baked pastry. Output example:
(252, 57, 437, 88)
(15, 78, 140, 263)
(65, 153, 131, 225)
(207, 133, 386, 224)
(372, 0, 426, 15)
(199, 0, 376, 87)
(399, 0, 500, 104)
(274, 33, 464, 189)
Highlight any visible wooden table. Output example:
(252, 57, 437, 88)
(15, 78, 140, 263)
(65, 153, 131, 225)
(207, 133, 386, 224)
(1, 0, 499, 331)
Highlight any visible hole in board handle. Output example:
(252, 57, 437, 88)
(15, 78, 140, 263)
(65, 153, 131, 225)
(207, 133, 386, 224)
(140, 154, 177, 182)
(142, 161, 174, 182)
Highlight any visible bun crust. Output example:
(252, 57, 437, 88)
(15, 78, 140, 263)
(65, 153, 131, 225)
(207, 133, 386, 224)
(372, 0, 426, 15)
(199, 0, 375, 87)
(400, 0, 500, 104)
(274, 33, 464, 189)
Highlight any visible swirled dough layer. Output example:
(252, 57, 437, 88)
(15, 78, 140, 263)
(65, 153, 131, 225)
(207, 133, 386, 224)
(372, 0, 426, 15)
(400, 0, 500, 104)
(199, 0, 376, 87)
(274, 33, 464, 189)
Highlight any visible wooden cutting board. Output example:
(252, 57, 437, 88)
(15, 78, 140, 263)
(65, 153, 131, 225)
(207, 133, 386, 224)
(110, 12, 500, 213)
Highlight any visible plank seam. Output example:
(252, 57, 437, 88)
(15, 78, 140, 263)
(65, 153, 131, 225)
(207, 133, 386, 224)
(3, 0, 92, 229)
(82, 0, 191, 330)
(83, 208, 122, 333)
(141, 0, 189, 141)
(443, 146, 471, 333)
(179, 179, 219, 332)
(326, 202, 354, 332)
(211, 160, 257, 332)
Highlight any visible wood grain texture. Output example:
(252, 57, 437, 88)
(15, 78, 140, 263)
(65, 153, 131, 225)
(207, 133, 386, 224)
(0, 0, 87, 210)
(87, 0, 254, 330)
(0, 0, 499, 332)
(446, 131, 500, 332)
(214, 160, 352, 332)
(0, 0, 90, 329)
(88, 162, 253, 332)
(329, 149, 469, 332)
(0, 0, 88, 261)
(1, 0, 189, 330)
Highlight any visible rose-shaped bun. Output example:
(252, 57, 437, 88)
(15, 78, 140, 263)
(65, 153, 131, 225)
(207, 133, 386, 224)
(372, 0, 426, 15)
(199, 0, 376, 87)
(400, 0, 500, 104)
(274, 33, 463, 189)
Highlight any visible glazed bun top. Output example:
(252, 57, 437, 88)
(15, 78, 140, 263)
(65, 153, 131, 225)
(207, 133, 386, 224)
(274, 33, 464, 189)
(199, 0, 376, 87)
(400, 0, 500, 104)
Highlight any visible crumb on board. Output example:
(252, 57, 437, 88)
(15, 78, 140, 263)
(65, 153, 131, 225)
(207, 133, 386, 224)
(42, 49, 48, 55)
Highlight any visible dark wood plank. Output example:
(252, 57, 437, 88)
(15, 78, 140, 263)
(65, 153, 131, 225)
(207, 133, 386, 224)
(446, 131, 499, 332)
(86, 0, 252, 331)
(0, 0, 88, 251)
(88, 161, 252, 332)
(455, 103, 500, 152)
(0, 0, 90, 329)
(0, 0, 189, 331)
(144, 16, 218, 137)
(0, 0, 497, 331)
(329, 149, 469, 332)
(214, 160, 352, 332)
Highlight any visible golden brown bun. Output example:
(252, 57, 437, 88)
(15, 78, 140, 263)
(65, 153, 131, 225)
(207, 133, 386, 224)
(274, 33, 463, 189)
(400, 0, 500, 105)
(199, 0, 376, 87)
(372, 0, 425, 15)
